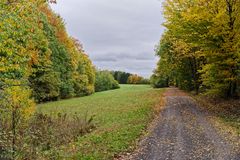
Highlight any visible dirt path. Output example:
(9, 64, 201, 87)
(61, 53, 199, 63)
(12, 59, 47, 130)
(124, 88, 240, 160)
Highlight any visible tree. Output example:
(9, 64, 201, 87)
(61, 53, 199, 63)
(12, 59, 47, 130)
(111, 71, 131, 84)
(0, 1, 96, 158)
(95, 71, 120, 92)
(127, 74, 143, 84)
(0, 0, 47, 157)
(152, 0, 240, 97)
(39, 4, 96, 99)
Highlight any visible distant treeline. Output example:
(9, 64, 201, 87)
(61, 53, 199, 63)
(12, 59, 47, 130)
(94, 70, 151, 92)
(151, 0, 240, 98)
(111, 71, 150, 84)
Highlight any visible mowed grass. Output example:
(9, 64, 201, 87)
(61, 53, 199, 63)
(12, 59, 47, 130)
(37, 85, 164, 159)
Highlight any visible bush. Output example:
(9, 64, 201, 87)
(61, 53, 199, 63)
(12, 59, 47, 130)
(150, 74, 169, 88)
(95, 71, 120, 92)
(0, 85, 35, 160)
(0, 112, 95, 160)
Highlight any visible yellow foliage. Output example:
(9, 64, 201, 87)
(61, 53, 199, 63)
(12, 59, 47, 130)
(2, 86, 35, 120)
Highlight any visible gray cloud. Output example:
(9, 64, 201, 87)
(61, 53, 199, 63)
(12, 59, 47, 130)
(51, 0, 164, 78)
(93, 51, 156, 62)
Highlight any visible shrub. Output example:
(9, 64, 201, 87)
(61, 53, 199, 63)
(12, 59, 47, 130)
(95, 71, 120, 92)
(0, 112, 95, 160)
(150, 74, 169, 88)
(0, 85, 36, 160)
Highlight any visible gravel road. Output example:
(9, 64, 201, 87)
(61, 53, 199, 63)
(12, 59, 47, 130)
(126, 88, 240, 160)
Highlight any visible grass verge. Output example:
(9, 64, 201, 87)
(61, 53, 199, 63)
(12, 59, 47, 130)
(38, 85, 164, 159)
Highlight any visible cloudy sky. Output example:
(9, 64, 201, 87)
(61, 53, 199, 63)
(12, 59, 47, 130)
(51, 0, 165, 78)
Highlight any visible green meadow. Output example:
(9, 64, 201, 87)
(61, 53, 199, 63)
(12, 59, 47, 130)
(38, 85, 164, 159)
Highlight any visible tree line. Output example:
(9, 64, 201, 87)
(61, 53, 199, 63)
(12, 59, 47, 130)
(0, 0, 95, 108)
(0, 1, 117, 158)
(111, 71, 150, 84)
(151, 0, 240, 98)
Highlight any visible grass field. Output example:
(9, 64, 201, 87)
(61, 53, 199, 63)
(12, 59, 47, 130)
(38, 85, 164, 159)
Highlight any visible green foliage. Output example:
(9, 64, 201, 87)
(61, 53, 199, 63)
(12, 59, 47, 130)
(38, 5, 96, 100)
(153, 0, 240, 97)
(0, 1, 46, 157)
(111, 71, 131, 84)
(39, 13, 74, 100)
(150, 74, 169, 88)
(73, 52, 95, 96)
(29, 71, 61, 102)
(95, 71, 120, 92)
(0, 1, 96, 159)
(0, 1, 96, 103)
(111, 71, 149, 85)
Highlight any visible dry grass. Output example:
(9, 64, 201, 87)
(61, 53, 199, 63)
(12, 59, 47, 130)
(194, 95, 240, 134)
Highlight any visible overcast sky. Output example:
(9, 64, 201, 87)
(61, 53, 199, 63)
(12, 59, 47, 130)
(50, 0, 165, 78)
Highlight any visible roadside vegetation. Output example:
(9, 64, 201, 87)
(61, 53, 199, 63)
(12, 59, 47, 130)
(0, 112, 95, 159)
(150, 0, 240, 140)
(194, 96, 240, 134)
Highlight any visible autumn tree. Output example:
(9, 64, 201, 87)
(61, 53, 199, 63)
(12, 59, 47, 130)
(0, 0, 47, 158)
(0, 1, 96, 158)
(37, 3, 95, 100)
(153, 0, 240, 97)
(127, 74, 147, 84)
